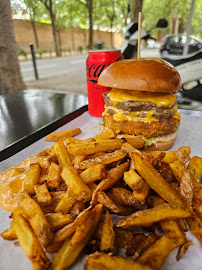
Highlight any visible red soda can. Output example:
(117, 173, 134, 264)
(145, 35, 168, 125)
(86, 50, 123, 117)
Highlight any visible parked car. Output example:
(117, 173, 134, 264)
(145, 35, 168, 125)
(160, 34, 202, 56)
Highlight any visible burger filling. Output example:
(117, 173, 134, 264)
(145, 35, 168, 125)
(103, 89, 180, 123)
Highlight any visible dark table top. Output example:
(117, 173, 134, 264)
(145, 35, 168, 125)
(1, 90, 202, 162)
(0, 90, 88, 152)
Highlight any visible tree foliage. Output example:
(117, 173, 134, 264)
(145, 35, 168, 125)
(142, 0, 202, 39)
(11, 0, 202, 51)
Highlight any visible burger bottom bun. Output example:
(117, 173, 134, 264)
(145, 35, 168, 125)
(144, 136, 176, 151)
(103, 114, 180, 138)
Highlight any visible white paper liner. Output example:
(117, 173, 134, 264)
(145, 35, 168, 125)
(0, 111, 202, 269)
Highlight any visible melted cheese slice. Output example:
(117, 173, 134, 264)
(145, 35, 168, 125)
(103, 105, 179, 122)
(108, 88, 176, 107)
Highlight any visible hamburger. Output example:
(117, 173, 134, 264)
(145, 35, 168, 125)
(97, 58, 182, 151)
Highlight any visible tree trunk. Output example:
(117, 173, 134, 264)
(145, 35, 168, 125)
(88, 0, 93, 49)
(31, 19, 39, 49)
(50, 11, 61, 56)
(131, 0, 144, 22)
(83, 29, 87, 49)
(0, 0, 25, 94)
(71, 26, 76, 51)
(110, 21, 114, 48)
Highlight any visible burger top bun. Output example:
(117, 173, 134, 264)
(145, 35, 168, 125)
(98, 58, 182, 93)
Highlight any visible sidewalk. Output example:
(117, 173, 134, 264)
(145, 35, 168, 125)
(25, 49, 160, 95)
(26, 70, 87, 96)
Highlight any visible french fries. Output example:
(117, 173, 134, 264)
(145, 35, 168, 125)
(34, 183, 52, 206)
(176, 240, 193, 261)
(137, 236, 186, 269)
(45, 213, 73, 230)
(1, 226, 17, 240)
(18, 195, 53, 247)
(85, 252, 154, 270)
(1, 126, 202, 270)
(152, 196, 185, 238)
(53, 140, 71, 167)
(117, 203, 191, 229)
(24, 163, 41, 195)
(61, 165, 92, 202)
(12, 214, 51, 269)
(52, 204, 103, 270)
(55, 190, 76, 214)
(47, 162, 61, 188)
(117, 134, 146, 149)
(131, 152, 187, 207)
(74, 149, 127, 170)
(80, 164, 106, 184)
(101, 210, 115, 252)
(67, 139, 123, 156)
(188, 156, 202, 181)
(45, 128, 81, 142)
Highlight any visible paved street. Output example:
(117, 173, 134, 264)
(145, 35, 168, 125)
(22, 49, 160, 95)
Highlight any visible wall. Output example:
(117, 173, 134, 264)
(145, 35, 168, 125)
(13, 20, 124, 52)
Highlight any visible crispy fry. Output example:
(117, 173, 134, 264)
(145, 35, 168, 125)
(49, 206, 92, 247)
(188, 156, 202, 181)
(101, 210, 115, 252)
(52, 204, 103, 270)
(72, 155, 87, 165)
(107, 187, 147, 209)
(91, 162, 129, 205)
(85, 252, 154, 270)
(47, 162, 61, 188)
(150, 146, 191, 164)
(36, 149, 49, 156)
(180, 168, 194, 205)
(132, 152, 186, 207)
(124, 170, 146, 191)
(132, 184, 150, 203)
(67, 139, 123, 156)
(34, 183, 52, 206)
(176, 240, 193, 261)
(74, 149, 127, 170)
(70, 201, 86, 218)
(175, 148, 190, 163)
(130, 233, 160, 259)
(70, 208, 95, 246)
(137, 236, 186, 269)
(169, 159, 186, 182)
(61, 166, 92, 202)
(117, 134, 145, 149)
(152, 197, 185, 238)
(94, 129, 116, 140)
(19, 195, 53, 247)
(1, 226, 17, 240)
(45, 213, 73, 230)
(80, 164, 106, 184)
(45, 128, 81, 142)
(117, 203, 191, 229)
(24, 163, 41, 195)
(186, 214, 202, 243)
(114, 227, 134, 249)
(11, 214, 51, 269)
(38, 174, 48, 185)
(97, 191, 121, 213)
(53, 141, 71, 167)
(177, 218, 188, 232)
(55, 190, 76, 214)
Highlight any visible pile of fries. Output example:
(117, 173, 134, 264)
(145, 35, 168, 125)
(1, 127, 202, 270)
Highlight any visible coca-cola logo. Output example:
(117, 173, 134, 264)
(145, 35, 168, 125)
(87, 56, 123, 84)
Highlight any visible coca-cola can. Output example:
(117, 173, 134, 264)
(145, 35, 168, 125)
(86, 49, 123, 117)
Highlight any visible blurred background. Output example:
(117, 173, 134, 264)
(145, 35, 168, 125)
(0, 0, 202, 104)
